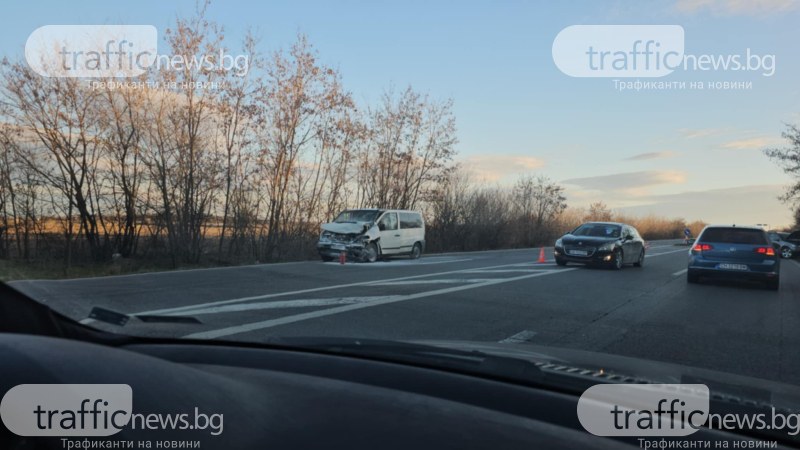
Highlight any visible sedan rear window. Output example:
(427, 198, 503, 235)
(699, 228, 768, 245)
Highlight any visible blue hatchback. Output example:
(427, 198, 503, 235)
(687, 225, 780, 290)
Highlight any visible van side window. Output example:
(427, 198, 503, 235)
(379, 213, 398, 231)
(400, 212, 422, 229)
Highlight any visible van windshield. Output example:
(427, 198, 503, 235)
(334, 210, 381, 223)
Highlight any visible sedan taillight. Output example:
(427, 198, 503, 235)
(755, 247, 776, 257)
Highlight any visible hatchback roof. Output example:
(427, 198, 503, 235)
(703, 224, 765, 231)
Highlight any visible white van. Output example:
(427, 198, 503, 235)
(317, 209, 426, 262)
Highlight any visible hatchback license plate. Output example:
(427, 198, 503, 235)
(717, 263, 748, 271)
(571, 250, 588, 256)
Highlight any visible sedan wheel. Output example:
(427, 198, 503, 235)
(781, 246, 793, 259)
(633, 250, 644, 267)
(612, 249, 623, 270)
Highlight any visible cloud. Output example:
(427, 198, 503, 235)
(625, 151, 677, 161)
(674, 0, 799, 15)
(678, 128, 722, 139)
(563, 170, 687, 193)
(616, 184, 793, 226)
(461, 154, 545, 182)
(720, 136, 781, 150)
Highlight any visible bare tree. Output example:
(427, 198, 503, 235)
(585, 201, 613, 222)
(250, 35, 355, 260)
(1, 61, 107, 266)
(95, 80, 150, 257)
(764, 124, 800, 210)
(357, 87, 457, 210)
(513, 175, 567, 246)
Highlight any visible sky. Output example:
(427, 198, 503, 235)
(2, 0, 799, 227)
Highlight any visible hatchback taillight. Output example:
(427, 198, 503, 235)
(691, 243, 712, 253)
(755, 247, 776, 257)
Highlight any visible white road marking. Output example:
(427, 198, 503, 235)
(183, 268, 578, 340)
(464, 268, 556, 273)
(499, 330, 538, 344)
(645, 248, 688, 258)
(170, 296, 402, 316)
(672, 269, 688, 277)
(323, 257, 473, 267)
(368, 279, 498, 286)
(418, 258, 473, 265)
(131, 260, 562, 317)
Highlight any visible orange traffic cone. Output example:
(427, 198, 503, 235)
(537, 247, 546, 263)
(339, 251, 346, 265)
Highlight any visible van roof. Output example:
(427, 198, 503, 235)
(345, 208, 421, 213)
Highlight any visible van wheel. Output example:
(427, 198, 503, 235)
(361, 242, 379, 263)
(410, 243, 422, 260)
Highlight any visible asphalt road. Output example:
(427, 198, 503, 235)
(9, 240, 800, 385)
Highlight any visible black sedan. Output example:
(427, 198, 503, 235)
(554, 222, 646, 269)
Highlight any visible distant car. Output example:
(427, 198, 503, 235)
(785, 230, 800, 249)
(687, 225, 780, 290)
(767, 231, 796, 259)
(553, 222, 645, 269)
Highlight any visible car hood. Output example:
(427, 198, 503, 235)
(413, 340, 800, 408)
(321, 221, 372, 234)
(560, 235, 617, 246)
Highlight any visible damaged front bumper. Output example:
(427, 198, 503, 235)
(317, 240, 369, 260)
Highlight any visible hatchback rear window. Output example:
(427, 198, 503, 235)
(699, 228, 768, 245)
